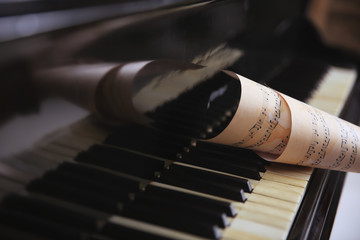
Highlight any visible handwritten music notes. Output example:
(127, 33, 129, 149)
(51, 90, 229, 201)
(209, 69, 360, 172)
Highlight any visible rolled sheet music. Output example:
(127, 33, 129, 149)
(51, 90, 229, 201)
(33, 59, 360, 172)
(208, 71, 360, 172)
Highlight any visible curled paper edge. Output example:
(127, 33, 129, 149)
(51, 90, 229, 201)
(209, 71, 360, 172)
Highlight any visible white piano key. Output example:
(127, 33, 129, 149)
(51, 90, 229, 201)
(225, 218, 287, 240)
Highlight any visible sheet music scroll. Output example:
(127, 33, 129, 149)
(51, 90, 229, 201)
(209, 71, 360, 172)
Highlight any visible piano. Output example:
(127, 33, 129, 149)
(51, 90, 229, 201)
(0, 1, 359, 239)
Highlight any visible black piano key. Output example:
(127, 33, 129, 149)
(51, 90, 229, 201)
(162, 103, 233, 130)
(86, 144, 166, 168)
(179, 154, 261, 180)
(187, 142, 267, 171)
(75, 145, 164, 179)
(41, 170, 134, 201)
(169, 164, 252, 192)
(0, 207, 86, 240)
(122, 203, 221, 240)
(57, 162, 141, 192)
(104, 135, 183, 161)
(108, 125, 194, 148)
(158, 104, 220, 126)
(145, 184, 237, 217)
(100, 222, 173, 240)
(185, 149, 266, 173)
(0, 223, 53, 240)
(27, 178, 125, 214)
(149, 112, 213, 134)
(158, 170, 246, 202)
(1, 194, 104, 232)
(195, 141, 268, 167)
(150, 120, 208, 139)
(133, 193, 229, 228)
(84, 236, 113, 240)
(76, 151, 155, 179)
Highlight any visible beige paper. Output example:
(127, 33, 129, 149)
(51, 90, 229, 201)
(209, 72, 360, 172)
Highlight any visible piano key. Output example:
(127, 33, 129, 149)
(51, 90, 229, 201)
(307, 66, 357, 116)
(148, 112, 214, 134)
(261, 171, 308, 188)
(178, 154, 261, 180)
(150, 181, 241, 207)
(67, 117, 111, 142)
(0, 223, 54, 240)
(0, 177, 24, 193)
(1, 156, 45, 178)
(250, 179, 304, 204)
(85, 235, 115, 240)
(24, 148, 72, 164)
(54, 132, 102, 152)
(151, 120, 209, 139)
(105, 126, 262, 183)
(14, 151, 64, 174)
(158, 169, 246, 202)
(26, 178, 125, 214)
(222, 228, 270, 240)
(40, 142, 79, 159)
(194, 141, 268, 167)
(182, 149, 266, 174)
(265, 164, 313, 181)
(122, 202, 222, 239)
(0, 192, 150, 240)
(146, 183, 296, 238)
(108, 215, 205, 240)
(154, 105, 221, 127)
(100, 222, 173, 240)
(1, 194, 105, 232)
(87, 144, 166, 166)
(105, 125, 200, 162)
(75, 149, 163, 179)
(246, 193, 299, 213)
(169, 162, 252, 192)
(150, 181, 300, 232)
(105, 134, 186, 161)
(224, 218, 286, 240)
(9, 187, 206, 240)
(108, 124, 181, 142)
(0, 162, 33, 184)
(56, 162, 141, 192)
(133, 192, 229, 228)
(145, 184, 237, 217)
(41, 170, 135, 201)
(235, 201, 294, 222)
(0, 207, 86, 240)
(234, 208, 291, 231)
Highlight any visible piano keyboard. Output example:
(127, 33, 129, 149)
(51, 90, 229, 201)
(0, 66, 356, 240)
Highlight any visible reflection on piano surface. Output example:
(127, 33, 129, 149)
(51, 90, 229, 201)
(0, 1, 359, 240)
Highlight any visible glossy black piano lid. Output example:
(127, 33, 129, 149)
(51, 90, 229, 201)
(0, 0, 246, 65)
(0, 0, 206, 17)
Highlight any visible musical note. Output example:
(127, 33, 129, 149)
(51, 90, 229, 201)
(208, 71, 360, 173)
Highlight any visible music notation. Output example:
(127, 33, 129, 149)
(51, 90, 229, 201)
(210, 70, 360, 172)
(211, 72, 291, 156)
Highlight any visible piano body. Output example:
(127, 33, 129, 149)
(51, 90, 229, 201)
(0, 1, 360, 239)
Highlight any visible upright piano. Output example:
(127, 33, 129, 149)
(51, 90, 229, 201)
(0, 1, 359, 239)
